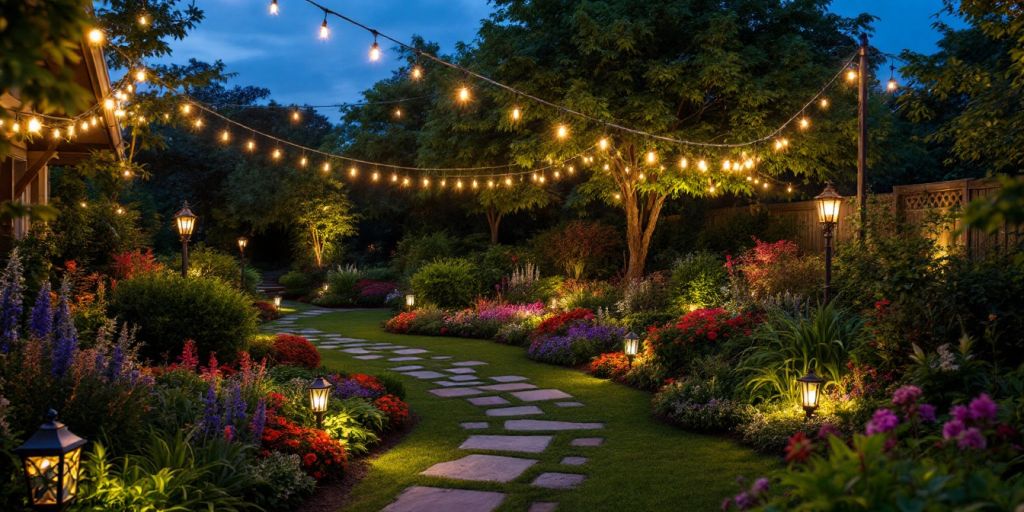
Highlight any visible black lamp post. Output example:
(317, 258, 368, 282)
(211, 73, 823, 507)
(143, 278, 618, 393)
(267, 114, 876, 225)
(623, 331, 640, 367)
(815, 184, 842, 304)
(797, 370, 826, 419)
(237, 236, 249, 289)
(307, 377, 332, 428)
(173, 201, 197, 278)
(14, 409, 87, 511)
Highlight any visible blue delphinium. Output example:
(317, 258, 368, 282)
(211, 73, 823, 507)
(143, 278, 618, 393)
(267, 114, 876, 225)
(106, 344, 124, 382)
(222, 382, 246, 429)
(51, 278, 79, 378)
(250, 398, 266, 444)
(0, 248, 24, 353)
(29, 281, 52, 340)
(202, 382, 221, 437)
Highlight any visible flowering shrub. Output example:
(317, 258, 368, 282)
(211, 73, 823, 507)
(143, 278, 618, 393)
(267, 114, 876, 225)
(588, 352, 631, 381)
(646, 307, 757, 377)
(384, 311, 418, 333)
(528, 323, 625, 366)
(531, 308, 594, 339)
(332, 373, 386, 399)
(733, 238, 822, 301)
(652, 379, 745, 433)
(111, 248, 164, 281)
(261, 409, 347, 481)
(356, 279, 398, 305)
(373, 394, 410, 428)
(272, 334, 320, 368)
(253, 300, 281, 322)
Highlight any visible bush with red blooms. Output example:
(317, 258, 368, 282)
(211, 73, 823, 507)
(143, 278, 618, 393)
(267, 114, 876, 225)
(261, 409, 347, 481)
(111, 248, 164, 280)
(588, 352, 632, 381)
(531, 308, 594, 340)
(733, 237, 823, 300)
(253, 300, 281, 322)
(384, 311, 417, 333)
(272, 334, 321, 368)
(356, 279, 398, 305)
(373, 394, 410, 428)
(646, 307, 759, 376)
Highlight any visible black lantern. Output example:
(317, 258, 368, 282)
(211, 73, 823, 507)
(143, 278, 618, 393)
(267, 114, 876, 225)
(307, 377, 332, 428)
(173, 201, 197, 278)
(237, 236, 249, 289)
(797, 370, 826, 418)
(14, 410, 87, 510)
(623, 331, 640, 366)
(815, 183, 842, 304)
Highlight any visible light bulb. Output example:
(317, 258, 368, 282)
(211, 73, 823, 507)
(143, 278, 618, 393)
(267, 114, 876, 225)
(846, 69, 857, 82)
(138, 14, 148, 26)
(511, 107, 521, 122)
(192, 118, 203, 128)
(369, 41, 382, 62)
(27, 118, 41, 133)
(272, 148, 282, 159)
(646, 151, 657, 165)
(299, 156, 308, 167)
(819, 97, 829, 109)
(555, 124, 569, 140)
(247, 140, 256, 151)
(457, 86, 471, 103)
(456, 180, 464, 189)
(679, 157, 688, 169)
(709, 184, 716, 193)
(372, 172, 379, 182)
(291, 111, 300, 122)
(505, 177, 513, 186)
(88, 28, 105, 45)
(598, 138, 609, 150)
(394, 108, 402, 118)
(181, 103, 192, 115)
(613, 193, 621, 201)
(319, 18, 329, 40)
(487, 179, 495, 188)
(103, 98, 116, 110)
(567, 165, 575, 174)
(440, 179, 447, 188)
(221, 130, 230, 142)
(391, 174, 398, 183)
(270, 0, 279, 15)
(322, 162, 331, 173)
(134, 69, 146, 82)
(887, 79, 898, 92)
(472, 179, 478, 189)
(80, 121, 89, 131)
(697, 159, 708, 172)
(422, 177, 429, 187)
(411, 66, 423, 80)
(350, 167, 358, 177)
(52, 128, 61, 140)
(722, 160, 731, 171)
(799, 117, 810, 130)
(402, 177, 410, 187)
(787, 185, 793, 193)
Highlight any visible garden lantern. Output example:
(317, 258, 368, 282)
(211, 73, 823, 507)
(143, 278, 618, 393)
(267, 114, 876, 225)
(173, 201, 197, 278)
(623, 331, 640, 366)
(237, 236, 249, 289)
(273, 296, 282, 308)
(405, 294, 415, 309)
(797, 370, 826, 418)
(14, 410, 87, 511)
(307, 377, 332, 428)
(815, 183, 842, 304)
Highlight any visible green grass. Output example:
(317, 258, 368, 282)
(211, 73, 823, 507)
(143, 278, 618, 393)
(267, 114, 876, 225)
(287, 307, 776, 511)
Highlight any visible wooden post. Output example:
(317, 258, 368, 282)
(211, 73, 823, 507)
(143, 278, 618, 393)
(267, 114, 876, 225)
(857, 33, 869, 242)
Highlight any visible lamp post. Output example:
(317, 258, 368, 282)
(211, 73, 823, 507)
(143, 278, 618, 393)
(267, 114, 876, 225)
(404, 294, 415, 310)
(237, 236, 249, 289)
(307, 377, 332, 428)
(14, 410, 87, 511)
(623, 331, 640, 367)
(173, 201, 197, 278)
(797, 370, 826, 419)
(815, 183, 842, 304)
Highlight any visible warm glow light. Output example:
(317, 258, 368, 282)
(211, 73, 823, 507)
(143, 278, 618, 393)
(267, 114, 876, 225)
(422, 177, 430, 187)
(787, 185, 793, 193)
(505, 177, 513, 186)
(369, 41, 382, 62)
(471, 179, 479, 189)
(87, 28, 105, 45)
(797, 371, 826, 418)
(319, 18, 329, 40)
(846, 69, 857, 82)
(613, 193, 621, 200)
(722, 160, 731, 171)
(308, 377, 332, 414)
(887, 79, 898, 92)
(372, 171, 379, 182)
(27, 118, 41, 133)
(815, 183, 843, 225)
(410, 66, 423, 80)
(138, 14, 149, 26)
(103, 98, 115, 110)
(51, 129, 61, 140)
(646, 151, 657, 165)
(181, 103, 192, 115)
(555, 124, 569, 140)
(679, 157, 688, 169)
(134, 69, 146, 82)
(221, 130, 230, 142)
(393, 108, 402, 118)
(819, 97, 829, 109)
(799, 117, 810, 130)
(744, 158, 755, 169)
(511, 107, 521, 122)
(272, 148, 282, 160)
(349, 167, 358, 177)
(391, 174, 398, 183)
(623, 332, 640, 360)
(456, 179, 464, 189)
(457, 86, 471, 103)
(80, 121, 89, 132)
(322, 162, 331, 173)
(405, 294, 415, 307)
(269, 0, 279, 15)
(291, 111, 301, 122)
(192, 118, 203, 128)
(598, 138, 609, 151)
(402, 177, 411, 187)
(709, 184, 717, 193)
(299, 156, 308, 167)
(246, 140, 256, 151)
(697, 159, 708, 172)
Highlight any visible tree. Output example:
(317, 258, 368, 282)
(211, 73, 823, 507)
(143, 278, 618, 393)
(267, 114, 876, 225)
(293, 177, 357, 269)
(473, 185, 551, 244)
(443, 0, 874, 280)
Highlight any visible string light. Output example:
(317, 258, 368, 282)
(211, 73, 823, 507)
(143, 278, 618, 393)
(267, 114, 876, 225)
(646, 151, 657, 165)
(722, 160, 731, 171)
(103, 98, 115, 110)
(697, 159, 708, 172)
(349, 166, 358, 177)
(819, 97, 829, 109)
(269, 0, 279, 15)
(787, 185, 793, 193)
(679, 157, 688, 170)
(510, 106, 521, 122)
(456, 179, 464, 190)
(799, 117, 810, 130)
(192, 118, 203, 128)
(391, 173, 398, 183)
(27, 118, 41, 133)
(598, 138, 609, 151)
(51, 128, 61, 140)
(421, 177, 429, 187)
(299, 156, 308, 167)
(322, 162, 331, 173)
(472, 179, 479, 189)
(181, 103, 192, 115)
(246, 139, 256, 152)
(846, 68, 858, 82)
(291, 111, 301, 122)
(372, 171, 380, 182)
(457, 86, 471, 103)
(220, 129, 230, 142)
(555, 124, 569, 140)
(272, 148, 282, 160)
(410, 65, 423, 80)
(393, 108, 402, 118)
(134, 69, 146, 82)
(886, 63, 898, 92)
(402, 177, 410, 187)
(138, 14, 149, 26)
(319, 14, 329, 40)
(87, 28, 104, 45)
(369, 32, 382, 62)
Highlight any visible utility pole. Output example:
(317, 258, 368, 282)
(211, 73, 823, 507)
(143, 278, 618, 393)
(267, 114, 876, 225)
(857, 33, 869, 242)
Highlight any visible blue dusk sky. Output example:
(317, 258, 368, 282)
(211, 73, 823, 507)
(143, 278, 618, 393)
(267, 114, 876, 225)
(167, 1, 965, 118)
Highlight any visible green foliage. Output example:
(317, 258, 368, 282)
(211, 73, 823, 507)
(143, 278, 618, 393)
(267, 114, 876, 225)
(322, 398, 387, 456)
(410, 258, 481, 308)
(246, 452, 316, 511)
(473, 185, 552, 243)
(314, 265, 360, 307)
(696, 208, 795, 255)
(964, 175, 1024, 237)
(652, 380, 744, 433)
(108, 273, 257, 362)
(669, 252, 728, 311)
(372, 372, 406, 400)
(181, 245, 258, 293)
(246, 333, 276, 363)
(392, 231, 459, 278)
(278, 269, 318, 297)
(293, 178, 358, 269)
(740, 303, 862, 403)
(266, 364, 318, 384)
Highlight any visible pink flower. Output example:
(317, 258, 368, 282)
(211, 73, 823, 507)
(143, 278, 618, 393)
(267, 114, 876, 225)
(942, 419, 965, 440)
(891, 385, 922, 406)
(969, 394, 998, 422)
(917, 403, 936, 422)
(951, 405, 971, 422)
(817, 423, 841, 440)
(957, 427, 987, 450)
(751, 477, 770, 495)
(865, 408, 900, 435)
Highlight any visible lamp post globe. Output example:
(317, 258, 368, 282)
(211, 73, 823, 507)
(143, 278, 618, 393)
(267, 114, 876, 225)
(173, 201, 197, 277)
(815, 183, 842, 304)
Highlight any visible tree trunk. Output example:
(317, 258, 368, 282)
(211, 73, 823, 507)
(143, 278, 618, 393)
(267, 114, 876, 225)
(485, 207, 502, 245)
(614, 147, 667, 282)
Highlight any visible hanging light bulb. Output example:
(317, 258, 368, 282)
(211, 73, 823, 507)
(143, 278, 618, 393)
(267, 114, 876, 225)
(697, 159, 708, 172)
(220, 130, 230, 142)
(819, 97, 829, 109)
(246, 139, 256, 152)
(138, 14, 149, 26)
(567, 165, 575, 175)
(846, 68, 857, 82)
(10, 122, 19, 133)
(319, 14, 329, 40)
(269, 0, 279, 15)
(402, 177, 410, 187)
(422, 177, 430, 187)
(744, 158, 755, 170)
(709, 184, 717, 193)
(372, 171, 380, 182)
(393, 108, 402, 118)
(181, 103, 192, 115)
(887, 78, 898, 92)
(87, 28, 105, 46)
(322, 162, 331, 173)
(505, 177, 514, 186)
(456, 179, 464, 190)
(613, 193, 622, 201)
(272, 148, 282, 160)
(349, 166, 358, 178)
(134, 69, 146, 82)
(799, 117, 810, 130)
(410, 65, 423, 80)
(538, 175, 546, 184)
(103, 98, 116, 110)
(27, 118, 41, 134)
(369, 33, 382, 62)
(51, 128, 61, 140)
(299, 156, 308, 167)
(646, 151, 657, 165)
(440, 179, 447, 188)
(679, 157, 689, 169)
(555, 124, 569, 140)
(511, 106, 521, 122)
(291, 111, 301, 122)
(457, 86, 471, 103)
(192, 118, 203, 128)
(763, 182, 769, 189)
(471, 179, 479, 189)
(598, 138, 609, 151)
(787, 185, 793, 193)
(80, 120, 89, 132)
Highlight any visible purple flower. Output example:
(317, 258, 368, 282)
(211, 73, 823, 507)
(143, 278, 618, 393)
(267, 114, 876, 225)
(107, 344, 124, 381)
(29, 282, 52, 340)
(250, 398, 266, 443)
(942, 419, 965, 439)
(951, 405, 971, 422)
(751, 477, 770, 495)
(969, 394, 998, 422)
(202, 382, 221, 436)
(51, 279, 78, 378)
(891, 385, 922, 407)
(917, 403, 936, 422)
(222, 382, 246, 428)
(733, 491, 754, 510)
(865, 408, 900, 435)
(0, 249, 24, 353)
(958, 427, 987, 450)
(817, 423, 841, 440)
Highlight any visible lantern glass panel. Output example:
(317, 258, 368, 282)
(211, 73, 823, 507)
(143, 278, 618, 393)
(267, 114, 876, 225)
(800, 380, 820, 410)
(309, 386, 330, 413)
(817, 198, 841, 224)
(405, 294, 415, 307)
(23, 447, 81, 506)
(623, 338, 640, 357)
(175, 214, 196, 237)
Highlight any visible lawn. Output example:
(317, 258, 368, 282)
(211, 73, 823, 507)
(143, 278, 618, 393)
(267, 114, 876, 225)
(293, 307, 777, 511)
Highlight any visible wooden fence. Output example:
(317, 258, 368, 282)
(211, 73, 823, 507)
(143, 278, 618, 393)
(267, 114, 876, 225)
(707, 178, 1021, 258)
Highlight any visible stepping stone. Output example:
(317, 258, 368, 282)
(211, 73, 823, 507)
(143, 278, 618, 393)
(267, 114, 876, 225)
(342, 348, 372, 354)
(467, 396, 510, 407)
(436, 380, 485, 387)
(560, 456, 587, 466)
(486, 406, 543, 417)
(504, 420, 604, 431)
(431, 356, 453, 360)
(391, 365, 425, 372)
(529, 503, 558, 512)
(570, 437, 604, 447)
(390, 356, 423, 362)
(449, 375, 480, 382)
(490, 375, 528, 383)
(429, 387, 485, 398)
(461, 422, 489, 430)
(354, 354, 384, 360)
(452, 361, 488, 367)
(446, 368, 477, 375)
(421, 454, 537, 483)
(511, 389, 572, 402)
(382, 486, 506, 512)
(394, 348, 429, 355)
(478, 383, 537, 392)
(555, 402, 584, 408)
(460, 435, 553, 453)
(531, 472, 586, 490)
(404, 371, 446, 380)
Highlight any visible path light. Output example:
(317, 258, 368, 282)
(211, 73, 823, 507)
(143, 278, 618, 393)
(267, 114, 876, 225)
(405, 294, 415, 309)
(273, 296, 282, 308)
(237, 237, 249, 289)
(173, 202, 197, 278)
(815, 183, 842, 304)
(797, 371, 826, 419)
(308, 377, 332, 428)
(623, 332, 640, 367)
(14, 410, 87, 511)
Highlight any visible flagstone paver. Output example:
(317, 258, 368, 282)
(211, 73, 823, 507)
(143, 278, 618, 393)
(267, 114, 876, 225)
(354, 354, 384, 360)
(478, 383, 538, 392)
(382, 486, 506, 512)
(560, 456, 587, 466)
(486, 406, 544, 417)
(431, 356, 453, 360)
(436, 380, 485, 387)
(505, 420, 604, 431)
(555, 401, 584, 407)
(531, 472, 586, 489)
(403, 371, 447, 379)
(452, 361, 488, 367)
(446, 368, 477, 374)
(570, 437, 604, 447)
(511, 389, 573, 402)
(460, 435, 553, 453)
(394, 348, 430, 355)
(421, 454, 537, 482)
(429, 387, 485, 398)
(490, 375, 529, 383)
(391, 365, 425, 372)
(448, 375, 480, 382)
(342, 348, 373, 354)
(389, 356, 423, 362)
(461, 422, 490, 430)
(467, 396, 510, 406)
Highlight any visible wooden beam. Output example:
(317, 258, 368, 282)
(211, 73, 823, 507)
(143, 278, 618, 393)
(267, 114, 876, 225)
(14, 140, 58, 198)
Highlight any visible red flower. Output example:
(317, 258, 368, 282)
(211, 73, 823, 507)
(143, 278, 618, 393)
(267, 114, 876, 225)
(272, 334, 320, 368)
(385, 311, 418, 333)
(373, 394, 410, 427)
(587, 352, 631, 381)
(531, 308, 594, 340)
(785, 431, 814, 464)
(303, 453, 318, 467)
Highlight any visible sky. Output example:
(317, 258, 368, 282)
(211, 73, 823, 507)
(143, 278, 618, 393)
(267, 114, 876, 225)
(167, 0, 965, 119)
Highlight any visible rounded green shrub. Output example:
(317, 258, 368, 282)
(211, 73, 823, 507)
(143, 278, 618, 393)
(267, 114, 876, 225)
(410, 258, 481, 308)
(669, 252, 728, 311)
(109, 273, 257, 362)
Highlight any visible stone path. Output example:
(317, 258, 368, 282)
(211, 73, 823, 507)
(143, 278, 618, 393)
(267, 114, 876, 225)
(266, 307, 607, 512)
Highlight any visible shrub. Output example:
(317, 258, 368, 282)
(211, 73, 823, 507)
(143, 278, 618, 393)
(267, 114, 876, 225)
(247, 452, 316, 510)
(407, 306, 446, 335)
(410, 258, 481, 308)
(267, 364, 317, 384)
(653, 380, 745, 433)
(373, 394, 410, 429)
(384, 311, 417, 334)
(111, 248, 164, 280)
(184, 246, 258, 293)
(314, 266, 360, 307)
(355, 278, 398, 306)
(271, 334, 320, 369)
(588, 352, 632, 381)
(734, 238, 823, 302)
(279, 270, 317, 297)
(109, 273, 257, 362)
(444, 300, 545, 339)
(373, 372, 407, 400)
(495, 317, 542, 346)
(261, 408, 347, 481)
(532, 308, 594, 339)
(253, 301, 280, 322)
(669, 252, 728, 311)
(646, 308, 759, 377)
(393, 231, 459, 277)
(553, 279, 621, 311)
(322, 398, 386, 456)
(528, 323, 625, 366)
(247, 334, 276, 362)
(533, 221, 621, 279)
